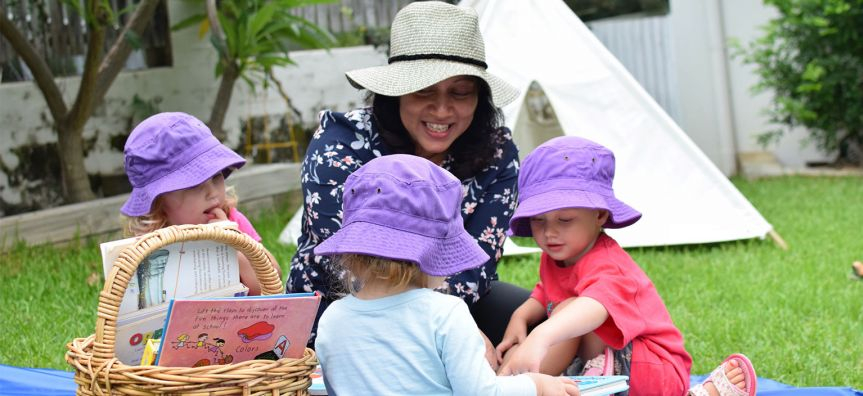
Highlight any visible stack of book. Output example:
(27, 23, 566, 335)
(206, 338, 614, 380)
(100, 234, 247, 365)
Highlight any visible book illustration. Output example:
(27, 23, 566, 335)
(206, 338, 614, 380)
(137, 249, 170, 309)
(155, 293, 321, 367)
(113, 284, 249, 365)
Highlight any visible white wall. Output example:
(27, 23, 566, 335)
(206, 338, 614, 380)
(718, 0, 829, 168)
(666, 0, 738, 175)
(667, 0, 831, 173)
(0, 1, 386, 213)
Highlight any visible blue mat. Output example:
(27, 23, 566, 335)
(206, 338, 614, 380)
(690, 374, 862, 396)
(1, 364, 859, 395)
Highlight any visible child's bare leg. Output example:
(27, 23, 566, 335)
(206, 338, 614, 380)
(498, 337, 582, 376)
(539, 337, 580, 375)
(575, 331, 607, 362)
(529, 297, 582, 375)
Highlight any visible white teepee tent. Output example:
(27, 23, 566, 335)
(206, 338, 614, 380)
(461, 0, 773, 247)
(281, 0, 773, 250)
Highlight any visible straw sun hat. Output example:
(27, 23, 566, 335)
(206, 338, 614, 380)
(345, 1, 519, 107)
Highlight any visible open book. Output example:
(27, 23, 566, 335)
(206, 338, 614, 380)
(100, 228, 245, 364)
(569, 375, 629, 396)
(155, 292, 321, 367)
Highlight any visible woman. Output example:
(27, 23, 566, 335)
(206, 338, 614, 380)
(287, 0, 527, 358)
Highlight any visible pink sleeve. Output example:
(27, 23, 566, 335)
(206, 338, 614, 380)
(228, 207, 262, 242)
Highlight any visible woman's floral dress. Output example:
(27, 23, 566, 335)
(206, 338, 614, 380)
(287, 108, 519, 341)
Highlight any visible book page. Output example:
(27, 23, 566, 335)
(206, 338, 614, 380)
(101, 237, 242, 316)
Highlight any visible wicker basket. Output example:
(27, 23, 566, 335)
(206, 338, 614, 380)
(66, 223, 318, 395)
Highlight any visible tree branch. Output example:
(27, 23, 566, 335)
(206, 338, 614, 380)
(93, 0, 161, 103)
(67, 1, 109, 130)
(0, 5, 67, 122)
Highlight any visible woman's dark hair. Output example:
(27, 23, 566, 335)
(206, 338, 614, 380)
(369, 78, 504, 180)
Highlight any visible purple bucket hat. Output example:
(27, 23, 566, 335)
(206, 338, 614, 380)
(314, 154, 489, 277)
(509, 136, 641, 237)
(120, 112, 246, 216)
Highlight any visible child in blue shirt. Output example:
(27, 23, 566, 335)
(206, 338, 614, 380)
(313, 154, 579, 396)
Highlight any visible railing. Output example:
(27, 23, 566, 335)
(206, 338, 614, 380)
(1, 0, 429, 83)
(292, 0, 413, 36)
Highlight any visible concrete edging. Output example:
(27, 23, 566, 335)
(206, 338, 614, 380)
(0, 163, 301, 249)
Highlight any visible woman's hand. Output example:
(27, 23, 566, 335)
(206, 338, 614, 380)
(527, 373, 580, 396)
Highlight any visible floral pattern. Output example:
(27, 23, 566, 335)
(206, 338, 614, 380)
(287, 109, 519, 338)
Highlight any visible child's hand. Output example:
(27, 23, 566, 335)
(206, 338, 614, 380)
(480, 331, 500, 371)
(496, 319, 527, 361)
(526, 373, 580, 396)
(497, 336, 549, 376)
(206, 207, 228, 222)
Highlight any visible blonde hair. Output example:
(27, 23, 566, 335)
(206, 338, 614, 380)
(336, 254, 438, 295)
(123, 184, 239, 237)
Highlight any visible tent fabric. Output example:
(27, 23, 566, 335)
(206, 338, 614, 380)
(1, 364, 859, 395)
(461, 0, 773, 247)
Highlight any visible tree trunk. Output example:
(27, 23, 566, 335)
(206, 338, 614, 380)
(1, 1, 160, 205)
(56, 123, 96, 202)
(208, 61, 240, 141)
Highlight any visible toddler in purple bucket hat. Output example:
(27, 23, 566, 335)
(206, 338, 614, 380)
(120, 112, 280, 295)
(313, 154, 579, 396)
(497, 136, 694, 393)
(497, 136, 757, 396)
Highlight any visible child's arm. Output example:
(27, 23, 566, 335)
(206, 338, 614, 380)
(236, 251, 281, 296)
(498, 296, 608, 375)
(440, 300, 579, 395)
(208, 207, 282, 296)
(496, 297, 546, 359)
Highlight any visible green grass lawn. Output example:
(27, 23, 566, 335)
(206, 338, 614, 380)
(1, 176, 862, 389)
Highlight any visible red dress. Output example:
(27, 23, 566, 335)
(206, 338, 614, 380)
(530, 233, 692, 395)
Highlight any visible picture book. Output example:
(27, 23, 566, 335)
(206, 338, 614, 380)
(140, 338, 161, 366)
(155, 292, 321, 367)
(113, 283, 248, 365)
(568, 375, 629, 396)
(99, 227, 242, 317)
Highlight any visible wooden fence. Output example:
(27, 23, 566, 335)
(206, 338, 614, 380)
(292, 0, 413, 35)
(0, 0, 171, 81)
(0, 0, 425, 82)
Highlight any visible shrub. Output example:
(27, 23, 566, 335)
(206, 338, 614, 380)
(734, 0, 863, 166)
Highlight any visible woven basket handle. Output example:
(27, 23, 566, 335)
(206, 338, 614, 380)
(91, 223, 282, 364)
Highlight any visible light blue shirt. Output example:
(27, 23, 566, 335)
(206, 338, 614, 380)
(316, 288, 536, 396)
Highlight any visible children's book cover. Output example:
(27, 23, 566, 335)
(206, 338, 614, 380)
(113, 284, 248, 365)
(568, 375, 629, 396)
(155, 293, 320, 367)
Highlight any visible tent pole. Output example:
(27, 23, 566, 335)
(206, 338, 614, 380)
(768, 230, 788, 250)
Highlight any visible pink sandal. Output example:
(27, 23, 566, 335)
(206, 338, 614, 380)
(688, 354, 757, 396)
(582, 347, 615, 376)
